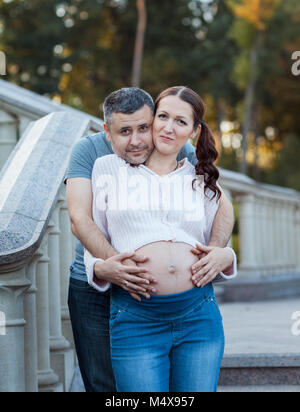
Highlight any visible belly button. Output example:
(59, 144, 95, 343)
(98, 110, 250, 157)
(168, 265, 176, 274)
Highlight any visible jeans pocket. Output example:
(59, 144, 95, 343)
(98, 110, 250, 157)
(109, 304, 126, 333)
(209, 296, 223, 320)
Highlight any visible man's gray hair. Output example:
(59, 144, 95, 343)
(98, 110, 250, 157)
(103, 87, 155, 128)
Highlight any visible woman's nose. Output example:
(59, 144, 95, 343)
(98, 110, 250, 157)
(163, 120, 174, 133)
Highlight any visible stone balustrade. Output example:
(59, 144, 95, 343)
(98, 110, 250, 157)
(0, 111, 102, 392)
(219, 170, 300, 301)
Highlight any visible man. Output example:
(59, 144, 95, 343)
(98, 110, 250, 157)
(66, 88, 235, 392)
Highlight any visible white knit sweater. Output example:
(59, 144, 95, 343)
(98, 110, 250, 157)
(84, 154, 237, 292)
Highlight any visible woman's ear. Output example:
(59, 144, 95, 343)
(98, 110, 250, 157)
(193, 124, 202, 140)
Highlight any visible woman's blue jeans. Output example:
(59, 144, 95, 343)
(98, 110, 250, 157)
(110, 283, 225, 392)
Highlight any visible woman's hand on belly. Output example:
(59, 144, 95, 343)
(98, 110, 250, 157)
(190, 244, 234, 288)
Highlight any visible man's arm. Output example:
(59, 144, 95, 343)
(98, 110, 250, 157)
(209, 190, 235, 247)
(66, 177, 117, 260)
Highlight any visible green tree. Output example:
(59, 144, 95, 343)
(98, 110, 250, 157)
(0, 0, 66, 95)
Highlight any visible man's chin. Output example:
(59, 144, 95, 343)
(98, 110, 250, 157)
(125, 151, 150, 165)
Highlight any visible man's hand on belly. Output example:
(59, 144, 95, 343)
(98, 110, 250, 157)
(94, 252, 157, 301)
(122, 256, 157, 301)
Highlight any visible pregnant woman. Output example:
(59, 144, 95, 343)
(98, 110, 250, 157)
(84, 86, 237, 392)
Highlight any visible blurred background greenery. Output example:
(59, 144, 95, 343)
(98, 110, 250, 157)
(0, 0, 299, 190)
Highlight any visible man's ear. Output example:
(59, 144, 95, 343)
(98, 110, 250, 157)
(103, 123, 111, 142)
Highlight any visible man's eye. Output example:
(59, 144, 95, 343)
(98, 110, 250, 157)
(140, 125, 149, 132)
(121, 129, 130, 135)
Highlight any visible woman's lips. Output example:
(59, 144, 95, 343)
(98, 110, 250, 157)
(160, 135, 174, 142)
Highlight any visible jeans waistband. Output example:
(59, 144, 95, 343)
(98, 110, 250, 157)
(111, 283, 214, 321)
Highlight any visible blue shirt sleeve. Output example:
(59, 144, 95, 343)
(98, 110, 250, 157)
(65, 132, 113, 182)
(177, 141, 197, 166)
(65, 138, 98, 181)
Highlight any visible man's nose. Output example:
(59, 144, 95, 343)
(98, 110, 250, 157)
(130, 130, 142, 146)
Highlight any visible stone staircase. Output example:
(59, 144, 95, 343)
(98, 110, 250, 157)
(218, 298, 300, 392)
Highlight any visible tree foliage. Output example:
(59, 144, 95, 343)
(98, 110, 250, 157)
(0, 0, 299, 190)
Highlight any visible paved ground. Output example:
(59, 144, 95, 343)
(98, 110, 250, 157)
(219, 298, 300, 355)
(218, 385, 300, 392)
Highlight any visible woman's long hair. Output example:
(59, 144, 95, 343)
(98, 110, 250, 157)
(155, 86, 222, 201)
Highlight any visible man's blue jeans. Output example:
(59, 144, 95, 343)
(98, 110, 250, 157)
(68, 278, 116, 392)
(110, 283, 225, 392)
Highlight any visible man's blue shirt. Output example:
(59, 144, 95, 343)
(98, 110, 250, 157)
(66, 131, 197, 282)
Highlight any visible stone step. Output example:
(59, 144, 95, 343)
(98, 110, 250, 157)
(218, 385, 300, 392)
(219, 353, 300, 387)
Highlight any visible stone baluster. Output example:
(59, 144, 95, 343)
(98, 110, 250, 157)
(0, 262, 31, 392)
(289, 202, 297, 273)
(276, 200, 285, 273)
(261, 197, 270, 275)
(281, 201, 290, 270)
(24, 253, 42, 392)
(58, 190, 75, 353)
(267, 197, 276, 273)
(254, 196, 264, 274)
(272, 200, 281, 275)
(48, 202, 72, 391)
(236, 194, 258, 277)
(36, 234, 62, 392)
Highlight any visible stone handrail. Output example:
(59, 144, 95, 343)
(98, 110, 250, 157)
(0, 79, 102, 171)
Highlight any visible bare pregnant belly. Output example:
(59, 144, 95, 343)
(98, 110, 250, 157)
(136, 241, 199, 295)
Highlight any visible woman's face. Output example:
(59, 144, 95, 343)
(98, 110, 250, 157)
(153, 95, 198, 156)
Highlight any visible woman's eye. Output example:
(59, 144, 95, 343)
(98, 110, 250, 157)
(178, 119, 187, 126)
(158, 114, 167, 119)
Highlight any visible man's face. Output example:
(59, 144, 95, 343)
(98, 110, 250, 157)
(105, 105, 154, 165)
